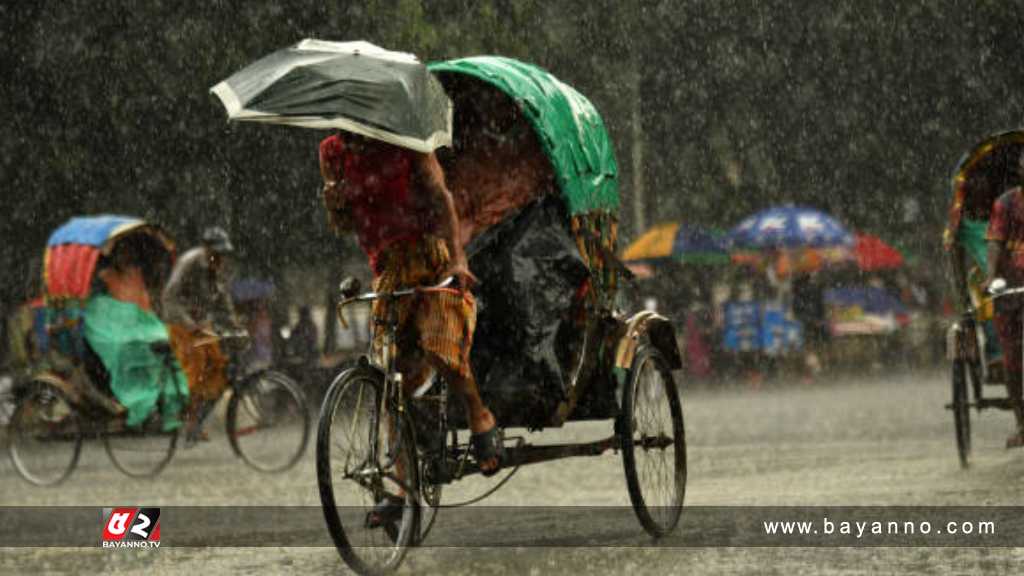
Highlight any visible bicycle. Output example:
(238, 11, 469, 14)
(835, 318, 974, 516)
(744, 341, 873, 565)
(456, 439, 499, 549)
(180, 329, 312, 474)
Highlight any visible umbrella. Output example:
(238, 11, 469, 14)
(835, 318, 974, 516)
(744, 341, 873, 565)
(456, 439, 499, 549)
(210, 39, 452, 152)
(854, 233, 903, 271)
(231, 278, 276, 303)
(621, 222, 729, 265)
(825, 285, 911, 336)
(730, 247, 853, 276)
(729, 206, 854, 250)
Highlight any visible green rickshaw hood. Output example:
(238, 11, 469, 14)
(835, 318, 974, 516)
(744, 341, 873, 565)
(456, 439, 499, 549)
(428, 56, 619, 216)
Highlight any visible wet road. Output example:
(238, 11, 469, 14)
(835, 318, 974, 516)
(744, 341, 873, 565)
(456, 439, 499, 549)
(3, 368, 1024, 574)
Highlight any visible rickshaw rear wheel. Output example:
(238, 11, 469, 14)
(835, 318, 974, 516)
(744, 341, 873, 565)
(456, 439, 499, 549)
(317, 365, 419, 576)
(8, 381, 83, 487)
(620, 345, 686, 537)
(227, 370, 310, 473)
(951, 359, 972, 469)
(103, 420, 178, 479)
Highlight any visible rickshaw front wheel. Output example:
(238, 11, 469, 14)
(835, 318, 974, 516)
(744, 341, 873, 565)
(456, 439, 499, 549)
(8, 381, 84, 487)
(227, 370, 310, 473)
(317, 364, 419, 576)
(951, 359, 972, 469)
(620, 345, 687, 537)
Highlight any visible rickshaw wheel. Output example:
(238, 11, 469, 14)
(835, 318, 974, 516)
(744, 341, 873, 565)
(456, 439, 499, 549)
(103, 387, 178, 477)
(620, 345, 686, 537)
(227, 370, 310, 473)
(103, 420, 178, 479)
(8, 381, 83, 487)
(951, 359, 972, 469)
(317, 365, 419, 576)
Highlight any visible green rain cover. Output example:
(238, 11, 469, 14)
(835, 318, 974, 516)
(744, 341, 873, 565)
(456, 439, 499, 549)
(429, 56, 619, 216)
(84, 295, 189, 430)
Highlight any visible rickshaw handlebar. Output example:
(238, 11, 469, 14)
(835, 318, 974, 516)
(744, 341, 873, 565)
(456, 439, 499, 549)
(191, 328, 250, 349)
(335, 276, 456, 328)
(986, 278, 1024, 300)
(339, 276, 456, 305)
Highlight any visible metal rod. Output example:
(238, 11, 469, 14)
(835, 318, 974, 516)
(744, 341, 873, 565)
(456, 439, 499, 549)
(451, 435, 621, 478)
(946, 398, 1016, 411)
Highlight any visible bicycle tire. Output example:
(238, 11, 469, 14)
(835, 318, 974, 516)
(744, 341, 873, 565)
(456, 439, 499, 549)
(227, 369, 310, 473)
(317, 364, 419, 575)
(620, 345, 687, 537)
(8, 381, 83, 487)
(951, 359, 972, 469)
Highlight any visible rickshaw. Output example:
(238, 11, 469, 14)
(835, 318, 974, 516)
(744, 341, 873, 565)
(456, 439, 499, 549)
(943, 129, 1024, 468)
(314, 57, 686, 574)
(7, 215, 309, 486)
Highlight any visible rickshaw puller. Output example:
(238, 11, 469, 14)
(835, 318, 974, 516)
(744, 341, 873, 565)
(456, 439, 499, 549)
(319, 131, 504, 523)
(162, 227, 241, 444)
(984, 151, 1024, 448)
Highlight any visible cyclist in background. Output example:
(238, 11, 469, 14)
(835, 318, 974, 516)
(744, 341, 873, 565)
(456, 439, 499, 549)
(162, 227, 240, 444)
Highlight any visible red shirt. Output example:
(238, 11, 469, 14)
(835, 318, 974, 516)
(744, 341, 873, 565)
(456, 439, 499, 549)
(320, 134, 430, 273)
(987, 187, 1024, 285)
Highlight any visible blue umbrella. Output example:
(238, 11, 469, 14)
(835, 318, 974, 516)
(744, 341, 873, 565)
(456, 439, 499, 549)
(729, 206, 853, 250)
(231, 278, 276, 302)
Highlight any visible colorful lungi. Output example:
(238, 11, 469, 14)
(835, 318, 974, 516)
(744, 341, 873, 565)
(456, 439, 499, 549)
(372, 236, 476, 379)
(168, 324, 230, 402)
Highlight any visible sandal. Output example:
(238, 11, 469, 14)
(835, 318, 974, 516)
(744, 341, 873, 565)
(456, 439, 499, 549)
(471, 425, 506, 477)
(365, 495, 405, 529)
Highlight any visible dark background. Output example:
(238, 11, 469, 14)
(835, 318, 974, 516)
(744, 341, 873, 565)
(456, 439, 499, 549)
(1, 0, 1020, 311)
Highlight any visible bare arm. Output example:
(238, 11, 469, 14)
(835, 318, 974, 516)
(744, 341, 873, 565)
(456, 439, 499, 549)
(414, 152, 475, 286)
(987, 240, 1003, 285)
(211, 274, 240, 333)
(162, 253, 200, 330)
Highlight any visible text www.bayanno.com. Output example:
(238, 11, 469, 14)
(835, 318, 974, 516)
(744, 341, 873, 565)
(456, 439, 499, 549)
(763, 517, 996, 539)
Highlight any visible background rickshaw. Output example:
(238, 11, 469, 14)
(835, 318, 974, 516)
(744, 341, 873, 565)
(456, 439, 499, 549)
(7, 215, 184, 485)
(944, 129, 1024, 468)
(7, 215, 309, 486)
(314, 56, 686, 574)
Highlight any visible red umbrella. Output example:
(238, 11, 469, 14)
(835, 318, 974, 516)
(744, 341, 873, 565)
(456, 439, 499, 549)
(855, 233, 903, 271)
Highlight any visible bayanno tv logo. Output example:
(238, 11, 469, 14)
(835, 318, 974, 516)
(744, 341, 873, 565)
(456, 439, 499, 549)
(101, 507, 161, 549)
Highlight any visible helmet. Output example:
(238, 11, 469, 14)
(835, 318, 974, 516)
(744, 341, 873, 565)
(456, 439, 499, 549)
(201, 226, 234, 254)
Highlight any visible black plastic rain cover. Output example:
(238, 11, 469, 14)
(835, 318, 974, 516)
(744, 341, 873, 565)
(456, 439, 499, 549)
(465, 196, 590, 429)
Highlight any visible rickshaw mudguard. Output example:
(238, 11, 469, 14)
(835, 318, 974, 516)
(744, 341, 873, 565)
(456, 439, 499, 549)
(946, 321, 980, 362)
(946, 322, 963, 361)
(29, 371, 83, 405)
(29, 367, 126, 416)
(612, 311, 682, 382)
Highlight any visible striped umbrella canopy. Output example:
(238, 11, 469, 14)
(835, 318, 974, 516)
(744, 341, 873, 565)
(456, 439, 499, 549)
(44, 215, 175, 301)
(729, 206, 854, 250)
(621, 222, 729, 265)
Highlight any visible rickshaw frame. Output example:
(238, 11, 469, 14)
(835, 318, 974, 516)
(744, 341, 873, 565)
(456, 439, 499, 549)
(313, 56, 688, 575)
(943, 130, 1024, 468)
